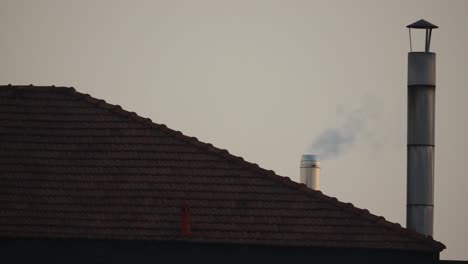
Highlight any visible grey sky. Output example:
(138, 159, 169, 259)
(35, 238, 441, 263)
(1, 0, 467, 260)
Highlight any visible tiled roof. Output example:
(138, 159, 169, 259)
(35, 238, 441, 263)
(0, 85, 445, 252)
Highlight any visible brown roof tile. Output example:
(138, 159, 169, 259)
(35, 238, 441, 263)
(0, 85, 445, 252)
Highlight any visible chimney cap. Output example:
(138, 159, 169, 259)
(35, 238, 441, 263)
(407, 19, 438, 29)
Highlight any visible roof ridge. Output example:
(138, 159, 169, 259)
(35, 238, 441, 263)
(1, 84, 75, 92)
(2, 85, 445, 252)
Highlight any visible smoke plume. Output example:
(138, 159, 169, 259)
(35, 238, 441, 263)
(309, 128, 356, 160)
(308, 100, 376, 160)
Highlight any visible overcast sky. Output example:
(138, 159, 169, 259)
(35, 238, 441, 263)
(1, 0, 467, 260)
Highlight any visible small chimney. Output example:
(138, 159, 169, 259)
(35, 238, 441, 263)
(300, 155, 320, 190)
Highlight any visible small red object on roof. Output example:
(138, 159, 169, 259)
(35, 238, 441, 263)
(181, 202, 192, 237)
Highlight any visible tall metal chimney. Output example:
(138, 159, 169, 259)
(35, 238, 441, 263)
(406, 19, 438, 236)
(300, 155, 320, 190)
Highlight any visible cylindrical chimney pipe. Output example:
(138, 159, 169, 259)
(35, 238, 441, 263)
(406, 19, 437, 237)
(300, 155, 320, 190)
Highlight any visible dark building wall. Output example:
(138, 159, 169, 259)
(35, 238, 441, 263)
(1, 238, 439, 264)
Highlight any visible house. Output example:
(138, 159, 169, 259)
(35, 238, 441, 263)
(0, 85, 445, 263)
